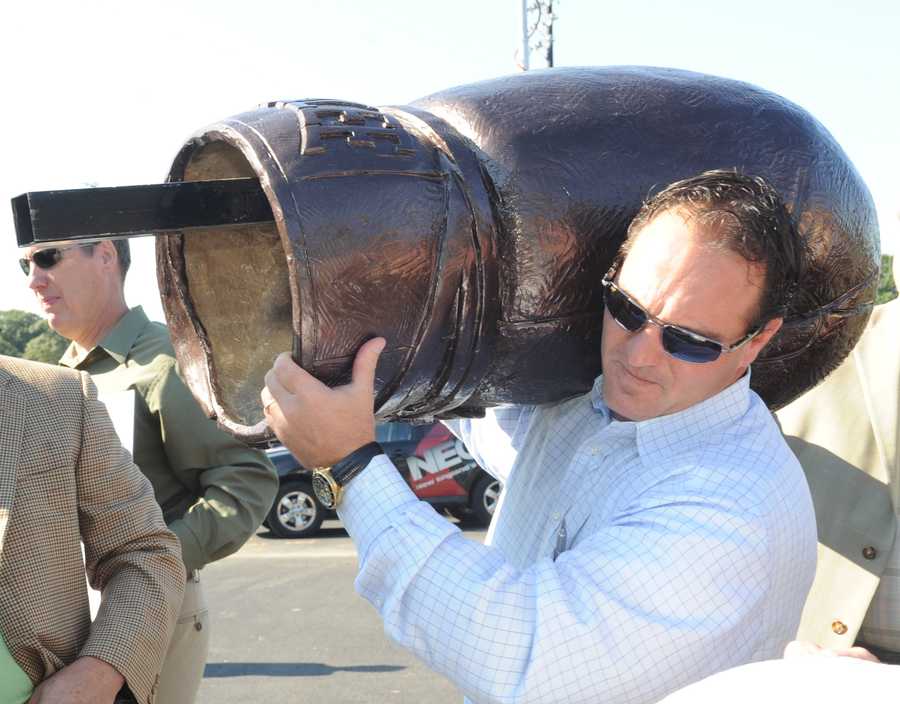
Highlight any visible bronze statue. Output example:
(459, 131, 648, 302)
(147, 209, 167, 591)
(13, 67, 880, 443)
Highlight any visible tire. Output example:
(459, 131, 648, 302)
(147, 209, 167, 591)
(468, 474, 501, 527)
(266, 478, 325, 538)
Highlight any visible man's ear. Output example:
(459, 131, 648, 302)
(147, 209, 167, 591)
(97, 240, 118, 268)
(742, 317, 783, 366)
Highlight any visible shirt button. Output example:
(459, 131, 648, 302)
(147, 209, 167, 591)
(552, 512, 561, 521)
(862, 546, 878, 560)
(831, 620, 848, 635)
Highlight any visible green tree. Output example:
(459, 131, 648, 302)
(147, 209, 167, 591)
(0, 309, 69, 361)
(0, 337, 18, 357)
(877, 254, 897, 304)
(0, 309, 43, 355)
(23, 331, 69, 364)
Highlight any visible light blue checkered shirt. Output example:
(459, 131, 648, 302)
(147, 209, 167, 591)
(339, 373, 817, 703)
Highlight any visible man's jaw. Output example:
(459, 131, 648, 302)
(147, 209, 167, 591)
(603, 359, 664, 422)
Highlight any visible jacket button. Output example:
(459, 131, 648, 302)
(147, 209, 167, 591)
(863, 546, 877, 560)
(832, 620, 848, 635)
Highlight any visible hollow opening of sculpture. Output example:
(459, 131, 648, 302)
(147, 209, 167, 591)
(177, 140, 292, 426)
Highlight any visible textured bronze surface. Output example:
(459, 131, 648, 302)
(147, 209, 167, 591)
(145, 67, 875, 442)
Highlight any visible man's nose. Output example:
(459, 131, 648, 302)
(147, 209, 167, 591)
(27, 264, 47, 290)
(623, 322, 664, 367)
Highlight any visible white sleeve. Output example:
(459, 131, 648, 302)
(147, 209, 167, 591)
(442, 405, 535, 485)
(338, 456, 774, 704)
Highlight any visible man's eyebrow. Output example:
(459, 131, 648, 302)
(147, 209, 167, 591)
(622, 283, 726, 341)
(669, 317, 725, 341)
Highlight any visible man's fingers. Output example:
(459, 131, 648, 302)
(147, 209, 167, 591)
(260, 385, 277, 413)
(263, 363, 293, 408)
(271, 351, 326, 395)
(351, 337, 386, 394)
(837, 646, 881, 663)
(784, 640, 822, 658)
(783, 641, 881, 663)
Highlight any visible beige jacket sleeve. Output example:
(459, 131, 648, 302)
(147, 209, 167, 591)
(75, 372, 186, 703)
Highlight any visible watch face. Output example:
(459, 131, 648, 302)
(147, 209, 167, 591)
(312, 472, 337, 509)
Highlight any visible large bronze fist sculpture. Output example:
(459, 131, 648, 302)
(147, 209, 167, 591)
(14, 67, 880, 443)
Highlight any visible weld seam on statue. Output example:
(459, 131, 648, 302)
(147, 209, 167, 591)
(759, 271, 878, 364)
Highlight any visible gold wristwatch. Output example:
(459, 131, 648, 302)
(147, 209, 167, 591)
(311, 441, 383, 509)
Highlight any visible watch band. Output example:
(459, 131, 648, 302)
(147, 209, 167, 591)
(330, 441, 384, 486)
(312, 441, 384, 510)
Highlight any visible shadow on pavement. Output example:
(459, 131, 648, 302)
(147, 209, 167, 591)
(256, 526, 348, 541)
(204, 663, 406, 678)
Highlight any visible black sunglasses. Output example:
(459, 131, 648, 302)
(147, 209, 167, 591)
(19, 245, 89, 276)
(601, 274, 761, 364)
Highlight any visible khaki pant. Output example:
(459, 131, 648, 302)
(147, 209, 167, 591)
(157, 571, 210, 704)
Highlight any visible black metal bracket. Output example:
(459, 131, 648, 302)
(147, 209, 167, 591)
(12, 178, 274, 247)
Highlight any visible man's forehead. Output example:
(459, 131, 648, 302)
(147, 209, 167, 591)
(620, 212, 765, 328)
(23, 241, 88, 255)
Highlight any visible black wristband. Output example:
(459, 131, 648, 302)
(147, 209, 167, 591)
(330, 441, 384, 487)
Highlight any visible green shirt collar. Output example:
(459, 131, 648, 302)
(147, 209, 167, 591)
(60, 306, 150, 368)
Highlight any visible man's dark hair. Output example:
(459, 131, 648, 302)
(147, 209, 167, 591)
(620, 169, 805, 330)
(83, 239, 131, 282)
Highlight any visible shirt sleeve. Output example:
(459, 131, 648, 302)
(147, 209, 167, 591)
(148, 360, 279, 572)
(442, 406, 534, 485)
(76, 373, 186, 704)
(339, 457, 773, 704)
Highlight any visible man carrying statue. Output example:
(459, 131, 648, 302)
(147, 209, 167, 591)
(263, 169, 819, 703)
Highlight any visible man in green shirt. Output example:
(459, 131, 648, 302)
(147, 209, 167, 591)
(21, 238, 278, 704)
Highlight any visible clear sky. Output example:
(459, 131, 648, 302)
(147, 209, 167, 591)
(2, 0, 897, 320)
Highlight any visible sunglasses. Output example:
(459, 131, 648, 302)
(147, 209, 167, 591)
(19, 244, 89, 276)
(601, 274, 761, 364)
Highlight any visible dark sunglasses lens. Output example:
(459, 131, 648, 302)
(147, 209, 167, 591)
(20, 248, 67, 276)
(35, 249, 63, 269)
(662, 326, 722, 363)
(19, 249, 64, 276)
(605, 287, 646, 332)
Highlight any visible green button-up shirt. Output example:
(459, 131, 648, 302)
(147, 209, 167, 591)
(61, 306, 277, 572)
(0, 633, 31, 704)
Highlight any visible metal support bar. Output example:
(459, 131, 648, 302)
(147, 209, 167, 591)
(12, 178, 274, 247)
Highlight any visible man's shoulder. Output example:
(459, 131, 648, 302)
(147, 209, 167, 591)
(694, 401, 806, 502)
(122, 326, 188, 411)
(533, 389, 594, 420)
(128, 319, 177, 361)
(653, 395, 793, 480)
(0, 354, 84, 398)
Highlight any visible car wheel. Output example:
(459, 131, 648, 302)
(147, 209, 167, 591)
(469, 475, 501, 527)
(266, 479, 325, 538)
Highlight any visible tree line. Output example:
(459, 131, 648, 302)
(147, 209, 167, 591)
(0, 310, 69, 363)
(877, 254, 897, 304)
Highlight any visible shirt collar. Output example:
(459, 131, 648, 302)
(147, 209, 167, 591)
(60, 306, 150, 368)
(589, 370, 753, 459)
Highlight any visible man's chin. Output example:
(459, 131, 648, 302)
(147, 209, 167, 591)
(603, 381, 656, 423)
(44, 313, 71, 338)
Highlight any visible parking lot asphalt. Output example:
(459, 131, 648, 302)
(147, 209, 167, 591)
(196, 519, 488, 704)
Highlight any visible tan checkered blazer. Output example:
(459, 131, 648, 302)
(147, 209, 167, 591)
(0, 356, 185, 703)
(777, 298, 899, 648)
